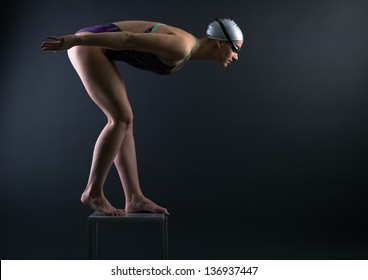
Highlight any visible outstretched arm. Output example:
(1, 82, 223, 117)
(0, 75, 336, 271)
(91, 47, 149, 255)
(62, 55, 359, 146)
(41, 31, 189, 61)
(41, 32, 131, 52)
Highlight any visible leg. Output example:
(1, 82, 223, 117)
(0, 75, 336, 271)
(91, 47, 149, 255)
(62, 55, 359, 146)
(68, 45, 130, 216)
(108, 64, 169, 214)
(114, 129, 169, 214)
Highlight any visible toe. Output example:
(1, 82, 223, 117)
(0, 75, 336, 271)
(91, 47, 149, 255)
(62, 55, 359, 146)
(105, 212, 113, 216)
(117, 210, 124, 216)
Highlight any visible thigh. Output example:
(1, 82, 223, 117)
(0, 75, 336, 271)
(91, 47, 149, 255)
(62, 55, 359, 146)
(67, 46, 132, 121)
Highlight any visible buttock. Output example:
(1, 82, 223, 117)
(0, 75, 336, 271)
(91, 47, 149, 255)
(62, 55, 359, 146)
(76, 23, 121, 34)
(74, 23, 122, 57)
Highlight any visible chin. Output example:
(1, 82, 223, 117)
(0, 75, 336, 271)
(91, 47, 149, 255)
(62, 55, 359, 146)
(217, 60, 228, 68)
(220, 62, 229, 68)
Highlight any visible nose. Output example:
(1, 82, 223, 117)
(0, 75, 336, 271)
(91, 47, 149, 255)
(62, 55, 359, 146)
(233, 53, 239, 61)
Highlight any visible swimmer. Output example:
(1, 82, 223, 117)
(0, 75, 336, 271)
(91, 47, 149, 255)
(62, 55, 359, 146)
(41, 19, 244, 216)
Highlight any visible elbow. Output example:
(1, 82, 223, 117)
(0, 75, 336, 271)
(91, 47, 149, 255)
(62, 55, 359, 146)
(117, 31, 132, 50)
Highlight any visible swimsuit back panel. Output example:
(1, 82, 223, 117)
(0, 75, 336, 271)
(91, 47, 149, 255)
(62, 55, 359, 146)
(76, 23, 197, 75)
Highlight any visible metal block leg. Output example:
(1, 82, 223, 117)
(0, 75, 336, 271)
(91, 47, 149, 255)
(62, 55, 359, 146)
(95, 223, 101, 259)
(161, 216, 169, 259)
(88, 220, 93, 259)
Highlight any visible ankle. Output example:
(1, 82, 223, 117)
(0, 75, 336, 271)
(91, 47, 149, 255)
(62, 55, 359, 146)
(83, 185, 103, 198)
(126, 193, 145, 203)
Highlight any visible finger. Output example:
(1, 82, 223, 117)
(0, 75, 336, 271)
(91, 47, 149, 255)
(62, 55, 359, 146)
(41, 41, 63, 51)
(42, 47, 58, 52)
(41, 42, 56, 47)
(41, 45, 57, 51)
(41, 45, 53, 51)
(42, 42, 60, 47)
(42, 48, 57, 52)
(46, 36, 62, 41)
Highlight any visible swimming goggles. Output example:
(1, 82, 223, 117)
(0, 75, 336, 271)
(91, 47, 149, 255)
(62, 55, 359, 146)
(215, 18, 240, 54)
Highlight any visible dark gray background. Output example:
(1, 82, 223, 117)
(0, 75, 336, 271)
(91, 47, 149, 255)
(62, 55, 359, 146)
(1, 0, 368, 259)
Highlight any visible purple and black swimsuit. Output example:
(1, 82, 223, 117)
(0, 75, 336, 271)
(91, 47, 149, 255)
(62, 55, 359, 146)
(77, 23, 198, 75)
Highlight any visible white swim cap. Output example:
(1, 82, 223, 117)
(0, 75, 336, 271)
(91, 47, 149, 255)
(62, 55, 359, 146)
(206, 18, 243, 41)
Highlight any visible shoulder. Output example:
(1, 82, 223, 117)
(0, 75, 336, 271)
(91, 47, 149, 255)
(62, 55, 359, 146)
(152, 25, 198, 58)
(127, 29, 196, 61)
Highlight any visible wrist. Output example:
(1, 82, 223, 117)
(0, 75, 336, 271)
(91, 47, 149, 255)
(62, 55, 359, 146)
(73, 34, 82, 47)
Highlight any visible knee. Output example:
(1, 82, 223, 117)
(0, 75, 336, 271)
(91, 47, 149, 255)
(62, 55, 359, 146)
(108, 114, 134, 131)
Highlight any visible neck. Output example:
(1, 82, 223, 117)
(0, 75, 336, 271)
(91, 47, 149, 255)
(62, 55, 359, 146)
(190, 38, 217, 60)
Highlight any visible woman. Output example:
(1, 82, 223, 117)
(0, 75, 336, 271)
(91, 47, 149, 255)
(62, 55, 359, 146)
(41, 18, 244, 216)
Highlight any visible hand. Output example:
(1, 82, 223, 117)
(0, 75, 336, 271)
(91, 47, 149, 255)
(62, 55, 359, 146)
(41, 35, 78, 52)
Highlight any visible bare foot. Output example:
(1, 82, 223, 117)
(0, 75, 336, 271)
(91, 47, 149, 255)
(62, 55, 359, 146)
(125, 195, 169, 215)
(81, 192, 124, 216)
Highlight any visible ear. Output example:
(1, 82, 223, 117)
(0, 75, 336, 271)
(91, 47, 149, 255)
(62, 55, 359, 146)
(216, 40, 224, 48)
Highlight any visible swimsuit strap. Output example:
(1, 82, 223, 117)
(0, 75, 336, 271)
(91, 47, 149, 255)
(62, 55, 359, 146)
(183, 37, 199, 62)
(150, 23, 167, 33)
(150, 23, 199, 60)
(149, 23, 199, 69)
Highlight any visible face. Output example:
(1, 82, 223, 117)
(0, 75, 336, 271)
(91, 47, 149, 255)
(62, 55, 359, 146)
(217, 40, 243, 68)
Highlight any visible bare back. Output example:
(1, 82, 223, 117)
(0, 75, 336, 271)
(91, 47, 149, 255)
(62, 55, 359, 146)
(113, 20, 198, 64)
(113, 20, 192, 37)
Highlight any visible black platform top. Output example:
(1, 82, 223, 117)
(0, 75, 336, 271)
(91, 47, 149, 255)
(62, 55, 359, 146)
(88, 210, 168, 222)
